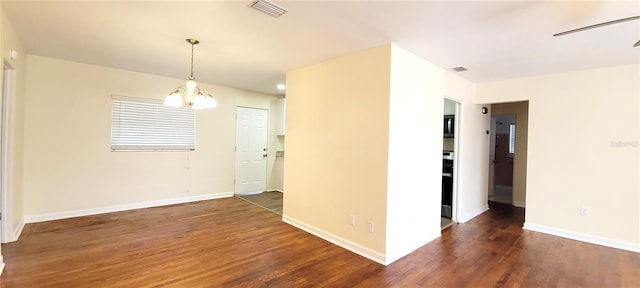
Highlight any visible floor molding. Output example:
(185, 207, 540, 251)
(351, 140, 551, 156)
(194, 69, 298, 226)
(11, 219, 25, 242)
(512, 201, 526, 208)
(24, 192, 234, 223)
(523, 222, 640, 253)
(0, 255, 4, 276)
(283, 215, 386, 265)
(459, 204, 489, 223)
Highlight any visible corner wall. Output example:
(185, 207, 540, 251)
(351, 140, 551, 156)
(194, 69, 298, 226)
(284, 44, 487, 264)
(478, 65, 639, 251)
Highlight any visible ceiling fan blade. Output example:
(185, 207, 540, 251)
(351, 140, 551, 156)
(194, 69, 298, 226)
(634, 40, 640, 47)
(553, 15, 640, 37)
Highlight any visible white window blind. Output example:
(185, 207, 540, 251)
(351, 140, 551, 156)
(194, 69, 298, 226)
(111, 95, 195, 151)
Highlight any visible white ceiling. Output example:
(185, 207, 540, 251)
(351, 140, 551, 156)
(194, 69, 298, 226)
(3, 0, 639, 96)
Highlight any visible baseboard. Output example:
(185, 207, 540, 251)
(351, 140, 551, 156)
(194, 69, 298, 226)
(523, 222, 640, 253)
(0, 255, 4, 276)
(283, 215, 386, 265)
(267, 189, 284, 193)
(24, 192, 233, 223)
(12, 219, 25, 241)
(458, 204, 489, 223)
(512, 201, 526, 208)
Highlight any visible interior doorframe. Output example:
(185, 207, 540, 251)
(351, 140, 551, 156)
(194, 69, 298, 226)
(445, 97, 461, 223)
(1, 61, 15, 243)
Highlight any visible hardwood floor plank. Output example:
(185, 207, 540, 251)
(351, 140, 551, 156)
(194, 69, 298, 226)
(1, 198, 638, 287)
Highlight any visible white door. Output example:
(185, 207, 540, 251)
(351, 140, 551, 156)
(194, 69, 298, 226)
(235, 107, 268, 195)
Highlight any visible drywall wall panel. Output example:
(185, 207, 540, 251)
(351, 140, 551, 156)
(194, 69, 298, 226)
(284, 45, 391, 255)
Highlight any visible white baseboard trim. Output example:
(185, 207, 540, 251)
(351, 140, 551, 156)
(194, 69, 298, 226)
(0, 255, 4, 276)
(24, 192, 234, 223)
(523, 222, 640, 253)
(512, 201, 526, 208)
(458, 204, 489, 223)
(267, 189, 284, 193)
(12, 219, 25, 242)
(283, 215, 386, 265)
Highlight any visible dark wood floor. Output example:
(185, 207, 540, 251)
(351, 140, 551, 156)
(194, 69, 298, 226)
(1, 199, 638, 287)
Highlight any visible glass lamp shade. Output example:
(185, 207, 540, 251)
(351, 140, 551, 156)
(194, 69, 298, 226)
(165, 84, 217, 110)
(164, 91, 183, 107)
(204, 96, 217, 108)
(186, 79, 197, 93)
(192, 94, 206, 110)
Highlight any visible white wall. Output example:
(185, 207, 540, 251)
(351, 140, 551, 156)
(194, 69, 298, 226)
(284, 45, 391, 261)
(23, 55, 279, 219)
(385, 45, 480, 263)
(1, 7, 27, 243)
(449, 88, 489, 224)
(268, 98, 285, 192)
(478, 64, 639, 251)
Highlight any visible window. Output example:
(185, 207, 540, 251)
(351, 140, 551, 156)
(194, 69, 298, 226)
(111, 95, 195, 151)
(508, 123, 516, 154)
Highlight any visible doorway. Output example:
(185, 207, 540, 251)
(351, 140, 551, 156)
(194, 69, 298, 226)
(487, 101, 529, 208)
(442, 99, 460, 229)
(488, 114, 515, 204)
(235, 107, 268, 195)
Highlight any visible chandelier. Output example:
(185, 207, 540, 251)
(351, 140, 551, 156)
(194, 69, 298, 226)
(164, 39, 217, 109)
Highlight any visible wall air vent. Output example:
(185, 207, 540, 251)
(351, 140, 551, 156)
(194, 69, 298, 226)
(452, 66, 468, 72)
(250, 0, 288, 18)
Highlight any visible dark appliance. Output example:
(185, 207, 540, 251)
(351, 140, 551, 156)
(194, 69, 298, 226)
(442, 151, 454, 218)
(443, 115, 455, 138)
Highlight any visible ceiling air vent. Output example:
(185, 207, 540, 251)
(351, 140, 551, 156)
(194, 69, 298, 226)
(452, 66, 468, 72)
(250, 0, 288, 18)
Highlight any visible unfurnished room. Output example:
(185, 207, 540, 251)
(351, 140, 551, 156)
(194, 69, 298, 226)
(0, 1, 638, 287)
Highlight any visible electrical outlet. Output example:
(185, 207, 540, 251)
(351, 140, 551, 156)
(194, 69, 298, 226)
(367, 220, 374, 234)
(580, 206, 590, 216)
(349, 214, 356, 226)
